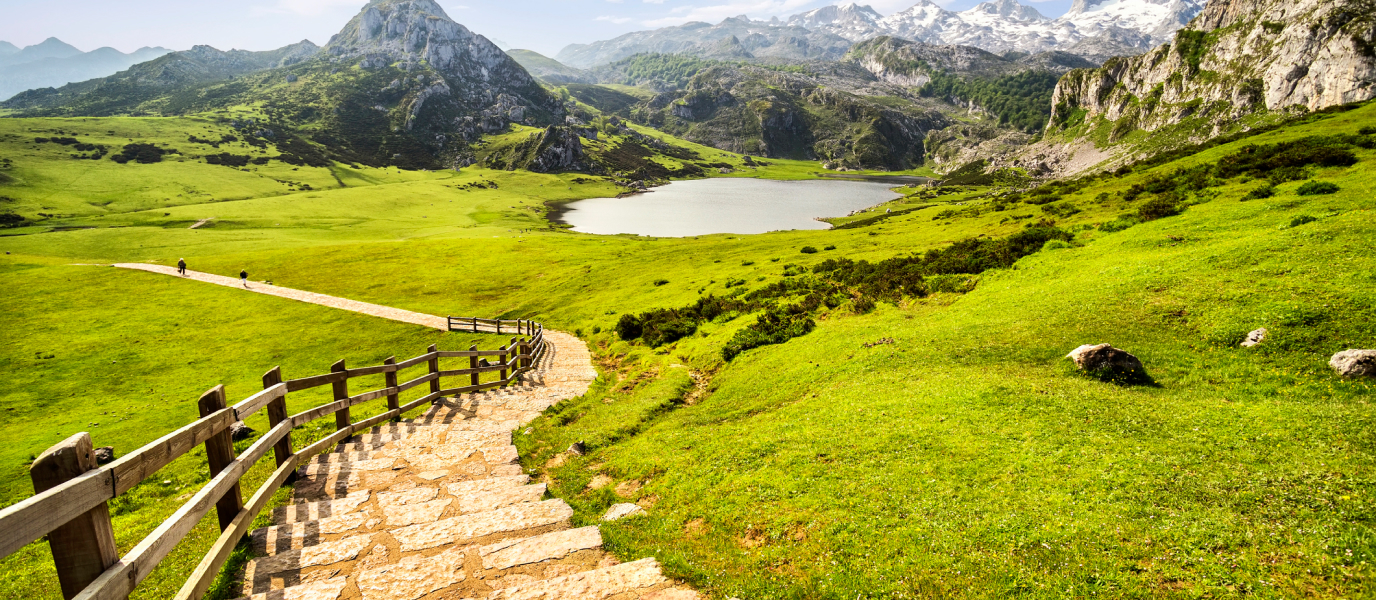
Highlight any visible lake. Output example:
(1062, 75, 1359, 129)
(552, 178, 905, 237)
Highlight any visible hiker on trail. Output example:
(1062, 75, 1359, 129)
(240, 269, 249, 288)
(177, 258, 187, 276)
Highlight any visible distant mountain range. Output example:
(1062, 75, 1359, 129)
(558, 0, 1204, 67)
(0, 38, 171, 100)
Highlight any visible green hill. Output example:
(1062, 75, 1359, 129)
(1, 98, 1373, 598)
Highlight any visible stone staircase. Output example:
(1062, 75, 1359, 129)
(234, 331, 696, 600)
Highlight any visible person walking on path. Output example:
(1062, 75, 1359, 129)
(177, 258, 187, 275)
(240, 269, 249, 288)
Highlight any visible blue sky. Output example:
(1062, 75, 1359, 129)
(1, 0, 1074, 58)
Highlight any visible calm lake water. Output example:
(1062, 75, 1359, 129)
(554, 178, 904, 237)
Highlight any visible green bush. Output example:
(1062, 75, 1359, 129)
(823, 245, 836, 251)
(1138, 195, 1182, 221)
(1099, 217, 1140, 232)
(653, 279, 669, 286)
(1290, 215, 1319, 227)
(1296, 181, 1339, 196)
(800, 246, 818, 254)
(616, 314, 643, 340)
(1042, 239, 1072, 250)
(1245, 185, 1275, 200)
(1360, 126, 1376, 135)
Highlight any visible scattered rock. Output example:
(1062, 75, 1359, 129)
(230, 421, 256, 441)
(1067, 343, 1143, 374)
(567, 441, 586, 456)
(94, 446, 115, 465)
(602, 503, 645, 521)
(1240, 328, 1268, 348)
(1330, 350, 1376, 378)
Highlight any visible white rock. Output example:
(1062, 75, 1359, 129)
(1330, 350, 1376, 378)
(602, 503, 645, 521)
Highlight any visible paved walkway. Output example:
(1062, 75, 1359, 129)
(113, 263, 448, 330)
(110, 263, 695, 600)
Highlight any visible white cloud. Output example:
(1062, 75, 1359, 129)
(595, 14, 635, 23)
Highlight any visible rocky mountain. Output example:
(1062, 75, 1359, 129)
(555, 16, 853, 68)
(1048, 0, 1376, 141)
(3, 41, 320, 113)
(2, 0, 562, 170)
(790, 0, 1203, 61)
(0, 42, 172, 101)
(621, 60, 947, 169)
(507, 49, 591, 84)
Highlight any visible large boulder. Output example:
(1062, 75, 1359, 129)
(1330, 350, 1376, 378)
(1067, 343, 1143, 374)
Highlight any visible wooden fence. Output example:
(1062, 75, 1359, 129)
(0, 318, 545, 600)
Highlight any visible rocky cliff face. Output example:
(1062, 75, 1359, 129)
(481, 126, 591, 172)
(1048, 0, 1376, 138)
(629, 61, 946, 170)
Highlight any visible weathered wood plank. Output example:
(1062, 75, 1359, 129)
(74, 422, 287, 600)
(347, 387, 394, 405)
(229, 383, 286, 422)
(283, 371, 346, 393)
(0, 464, 113, 559)
(399, 392, 442, 414)
(352, 409, 401, 432)
(197, 386, 243, 531)
(262, 367, 293, 475)
(346, 364, 395, 378)
(174, 451, 299, 600)
(330, 360, 350, 434)
(294, 426, 353, 462)
(289, 399, 349, 428)
(29, 433, 118, 600)
(437, 365, 507, 377)
(396, 372, 437, 394)
(395, 351, 437, 370)
(110, 408, 234, 495)
(435, 349, 510, 358)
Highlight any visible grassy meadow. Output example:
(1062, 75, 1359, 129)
(0, 101, 1374, 599)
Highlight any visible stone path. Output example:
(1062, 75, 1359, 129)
(113, 263, 448, 330)
(108, 264, 695, 600)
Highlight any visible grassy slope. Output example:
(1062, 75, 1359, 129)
(0, 104, 1374, 598)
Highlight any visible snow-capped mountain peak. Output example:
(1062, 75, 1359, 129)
(786, 2, 884, 39)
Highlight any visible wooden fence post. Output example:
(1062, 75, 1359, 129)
(384, 356, 399, 413)
(262, 367, 294, 483)
(499, 342, 509, 382)
(331, 360, 350, 434)
(197, 385, 244, 531)
(427, 344, 440, 401)
(469, 344, 479, 388)
(30, 432, 118, 600)
(497, 319, 502, 335)
(472, 317, 478, 334)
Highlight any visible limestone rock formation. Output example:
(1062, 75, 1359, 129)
(1330, 349, 1376, 378)
(1067, 343, 1144, 374)
(1049, 0, 1376, 137)
(481, 126, 591, 173)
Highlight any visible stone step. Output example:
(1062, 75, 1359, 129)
(485, 557, 668, 600)
(232, 577, 348, 600)
(390, 498, 573, 552)
(477, 525, 602, 571)
(272, 491, 370, 525)
(242, 534, 373, 593)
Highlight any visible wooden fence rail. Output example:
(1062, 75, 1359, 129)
(0, 317, 548, 600)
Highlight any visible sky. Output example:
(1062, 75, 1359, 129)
(0, 0, 1074, 58)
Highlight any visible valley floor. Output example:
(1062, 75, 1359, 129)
(1, 105, 1374, 599)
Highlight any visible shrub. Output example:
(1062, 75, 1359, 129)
(800, 246, 818, 254)
(1267, 166, 1310, 185)
(1296, 181, 1339, 196)
(724, 278, 745, 288)
(1099, 217, 1140, 232)
(1290, 215, 1319, 227)
(1043, 239, 1072, 250)
(1138, 195, 1181, 221)
(721, 305, 815, 360)
(615, 314, 643, 340)
(1360, 126, 1376, 135)
(823, 245, 837, 251)
(653, 279, 669, 286)
(1245, 185, 1275, 200)
(111, 143, 174, 164)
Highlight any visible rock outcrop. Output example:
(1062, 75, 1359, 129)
(1067, 343, 1145, 374)
(1241, 328, 1268, 347)
(482, 126, 591, 173)
(1330, 350, 1376, 378)
(1048, 0, 1376, 137)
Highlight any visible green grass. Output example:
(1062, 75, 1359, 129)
(3, 103, 1376, 599)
